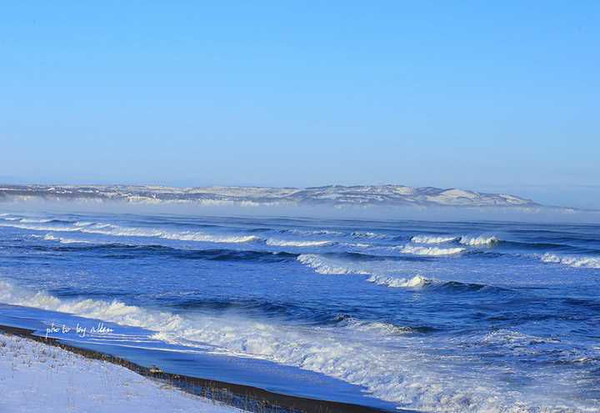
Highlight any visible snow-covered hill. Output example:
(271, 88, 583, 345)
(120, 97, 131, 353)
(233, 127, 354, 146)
(0, 184, 540, 208)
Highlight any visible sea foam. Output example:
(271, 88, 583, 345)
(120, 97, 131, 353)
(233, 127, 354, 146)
(266, 239, 333, 247)
(351, 231, 389, 239)
(410, 235, 457, 244)
(0, 221, 261, 245)
(340, 317, 418, 335)
(540, 253, 600, 269)
(0, 278, 575, 412)
(43, 234, 92, 244)
(398, 245, 465, 256)
(459, 236, 499, 246)
(367, 274, 431, 288)
(18, 218, 54, 224)
(297, 254, 370, 275)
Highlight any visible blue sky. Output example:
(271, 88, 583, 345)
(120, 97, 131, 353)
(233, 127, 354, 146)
(1, 1, 598, 207)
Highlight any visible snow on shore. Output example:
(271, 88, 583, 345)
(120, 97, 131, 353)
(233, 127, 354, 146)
(0, 333, 242, 413)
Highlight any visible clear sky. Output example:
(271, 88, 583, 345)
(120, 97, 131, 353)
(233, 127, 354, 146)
(1, 1, 598, 207)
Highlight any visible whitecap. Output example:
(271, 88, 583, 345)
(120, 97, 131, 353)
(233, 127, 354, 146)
(540, 253, 600, 269)
(341, 317, 416, 335)
(74, 221, 95, 227)
(351, 231, 389, 239)
(411, 235, 457, 244)
(266, 239, 333, 247)
(0, 221, 260, 245)
(345, 242, 371, 248)
(297, 254, 369, 275)
(367, 274, 432, 288)
(397, 245, 465, 256)
(0, 279, 590, 412)
(284, 229, 343, 236)
(459, 236, 499, 246)
(19, 218, 53, 224)
(43, 234, 93, 244)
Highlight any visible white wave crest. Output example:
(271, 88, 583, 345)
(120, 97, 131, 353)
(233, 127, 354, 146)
(459, 236, 499, 246)
(297, 254, 369, 275)
(0, 280, 183, 335)
(19, 218, 53, 223)
(43, 234, 92, 244)
(540, 253, 600, 269)
(266, 239, 333, 247)
(367, 274, 431, 288)
(74, 221, 95, 227)
(351, 231, 389, 239)
(285, 229, 343, 236)
(0, 221, 260, 244)
(341, 318, 416, 335)
(0, 279, 587, 412)
(411, 235, 457, 244)
(398, 245, 465, 256)
(345, 242, 371, 248)
(156, 231, 260, 244)
(0, 223, 80, 232)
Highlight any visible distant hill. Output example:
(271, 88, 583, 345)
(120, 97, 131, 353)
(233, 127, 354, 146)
(0, 184, 543, 209)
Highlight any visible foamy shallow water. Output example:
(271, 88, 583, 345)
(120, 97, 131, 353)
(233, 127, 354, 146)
(0, 211, 599, 412)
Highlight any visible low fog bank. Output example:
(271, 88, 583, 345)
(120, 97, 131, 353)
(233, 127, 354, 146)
(1, 199, 599, 224)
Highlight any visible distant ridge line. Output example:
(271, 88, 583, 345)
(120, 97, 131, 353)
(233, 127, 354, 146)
(0, 183, 549, 209)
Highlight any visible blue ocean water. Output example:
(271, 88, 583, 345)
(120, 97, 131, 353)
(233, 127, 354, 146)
(0, 210, 599, 412)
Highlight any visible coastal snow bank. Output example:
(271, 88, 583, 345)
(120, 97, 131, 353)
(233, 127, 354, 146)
(0, 333, 241, 413)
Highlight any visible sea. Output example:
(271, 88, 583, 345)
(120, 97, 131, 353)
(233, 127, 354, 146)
(0, 208, 598, 412)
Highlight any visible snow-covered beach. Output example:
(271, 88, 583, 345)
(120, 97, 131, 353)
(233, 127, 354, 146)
(0, 332, 241, 413)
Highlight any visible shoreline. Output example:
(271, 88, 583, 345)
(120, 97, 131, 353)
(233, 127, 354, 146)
(0, 324, 400, 413)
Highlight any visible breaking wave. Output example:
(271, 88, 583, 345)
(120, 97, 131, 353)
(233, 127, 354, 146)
(459, 236, 500, 246)
(367, 274, 432, 288)
(351, 231, 389, 239)
(281, 229, 344, 236)
(397, 245, 465, 256)
(296, 254, 370, 275)
(0, 221, 261, 244)
(540, 253, 600, 269)
(411, 235, 457, 244)
(36, 238, 299, 263)
(42, 234, 93, 244)
(82, 224, 261, 244)
(338, 317, 431, 335)
(266, 239, 334, 247)
(18, 218, 54, 223)
(0, 279, 564, 412)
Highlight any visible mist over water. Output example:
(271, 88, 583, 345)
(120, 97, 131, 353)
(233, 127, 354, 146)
(0, 198, 598, 223)
(0, 205, 599, 412)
